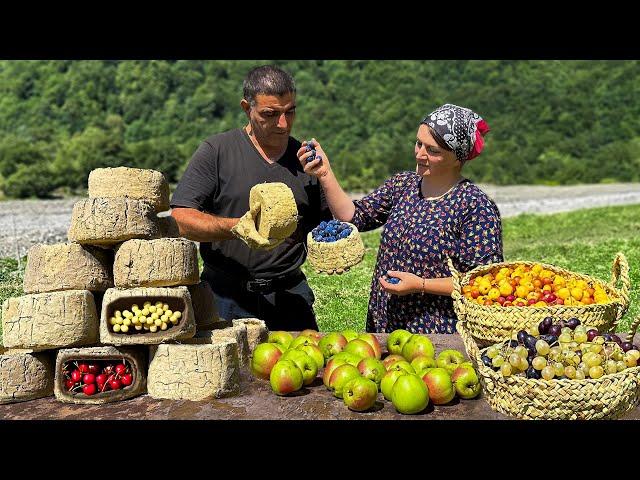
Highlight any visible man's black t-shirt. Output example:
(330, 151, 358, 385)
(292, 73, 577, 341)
(170, 128, 331, 280)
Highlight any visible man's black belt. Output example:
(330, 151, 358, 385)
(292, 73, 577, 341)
(203, 265, 305, 295)
(245, 270, 305, 294)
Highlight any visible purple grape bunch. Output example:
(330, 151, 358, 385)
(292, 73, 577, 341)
(305, 140, 319, 163)
(312, 219, 352, 243)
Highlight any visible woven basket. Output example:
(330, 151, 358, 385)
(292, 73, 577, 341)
(457, 317, 640, 420)
(449, 253, 630, 347)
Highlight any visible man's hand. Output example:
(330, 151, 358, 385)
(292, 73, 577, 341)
(231, 209, 284, 250)
(379, 270, 424, 296)
(297, 138, 332, 179)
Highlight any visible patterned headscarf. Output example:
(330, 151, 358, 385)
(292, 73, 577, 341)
(421, 104, 490, 163)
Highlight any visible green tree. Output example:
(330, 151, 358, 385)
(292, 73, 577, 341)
(2, 163, 58, 198)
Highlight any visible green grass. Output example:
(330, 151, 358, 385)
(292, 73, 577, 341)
(0, 257, 26, 344)
(1, 204, 639, 339)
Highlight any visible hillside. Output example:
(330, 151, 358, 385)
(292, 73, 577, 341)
(1, 60, 639, 197)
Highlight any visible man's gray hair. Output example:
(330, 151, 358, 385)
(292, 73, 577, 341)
(243, 65, 296, 106)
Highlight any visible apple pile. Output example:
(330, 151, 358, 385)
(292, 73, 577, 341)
(109, 300, 183, 334)
(380, 329, 481, 414)
(481, 316, 640, 380)
(62, 360, 134, 396)
(251, 329, 325, 396)
(320, 332, 385, 412)
(251, 327, 482, 415)
(463, 263, 611, 307)
(251, 328, 384, 410)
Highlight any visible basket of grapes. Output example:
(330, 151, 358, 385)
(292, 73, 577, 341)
(448, 254, 630, 348)
(457, 315, 640, 420)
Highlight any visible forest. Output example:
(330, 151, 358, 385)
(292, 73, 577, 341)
(0, 60, 638, 198)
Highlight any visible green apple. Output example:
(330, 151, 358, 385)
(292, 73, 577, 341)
(387, 329, 413, 356)
(421, 367, 455, 405)
(343, 339, 376, 359)
(387, 360, 415, 375)
(391, 374, 429, 414)
(416, 367, 436, 377)
(318, 332, 348, 360)
(299, 329, 323, 343)
(381, 370, 407, 401)
(401, 335, 435, 362)
(296, 344, 325, 370)
(357, 357, 386, 386)
(329, 364, 361, 399)
(382, 354, 405, 370)
(436, 349, 466, 375)
(268, 331, 294, 350)
(341, 329, 359, 342)
(451, 365, 482, 399)
(411, 355, 437, 374)
(270, 360, 303, 395)
(281, 349, 318, 386)
(289, 335, 316, 350)
(323, 357, 348, 388)
(459, 361, 475, 370)
(329, 351, 363, 367)
(250, 342, 283, 380)
(357, 333, 383, 359)
(343, 377, 378, 412)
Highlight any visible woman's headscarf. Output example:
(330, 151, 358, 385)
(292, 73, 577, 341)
(421, 104, 490, 163)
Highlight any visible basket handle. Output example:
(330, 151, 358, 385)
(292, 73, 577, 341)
(456, 320, 481, 362)
(611, 252, 631, 322)
(447, 256, 466, 320)
(626, 314, 640, 344)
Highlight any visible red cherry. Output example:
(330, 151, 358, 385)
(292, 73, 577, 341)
(82, 373, 96, 385)
(114, 364, 127, 376)
(65, 379, 75, 390)
(71, 370, 82, 383)
(82, 383, 97, 395)
(87, 364, 100, 375)
(120, 374, 133, 386)
(78, 363, 89, 374)
(95, 374, 108, 385)
(109, 379, 122, 390)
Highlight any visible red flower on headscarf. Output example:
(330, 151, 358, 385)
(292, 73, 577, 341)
(467, 119, 490, 161)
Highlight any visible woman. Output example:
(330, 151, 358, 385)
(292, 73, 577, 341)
(298, 104, 503, 334)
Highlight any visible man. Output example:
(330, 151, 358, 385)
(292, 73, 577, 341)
(170, 65, 331, 331)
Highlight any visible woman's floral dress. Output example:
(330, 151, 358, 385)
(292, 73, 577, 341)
(351, 171, 503, 334)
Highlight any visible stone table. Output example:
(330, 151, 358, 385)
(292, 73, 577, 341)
(1, 333, 640, 420)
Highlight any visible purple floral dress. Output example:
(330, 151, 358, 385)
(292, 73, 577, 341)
(351, 172, 504, 334)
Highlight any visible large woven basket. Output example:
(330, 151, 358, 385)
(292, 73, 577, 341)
(449, 253, 630, 347)
(457, 317, 640, 420)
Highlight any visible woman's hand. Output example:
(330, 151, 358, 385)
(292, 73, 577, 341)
(296, 138, 332, 179)
(379, 270, 424, 296)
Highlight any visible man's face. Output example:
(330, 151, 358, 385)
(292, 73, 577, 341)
(242, 92, 296, 148)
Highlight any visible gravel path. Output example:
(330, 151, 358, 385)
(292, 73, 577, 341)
(1, 183, 640, 259)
